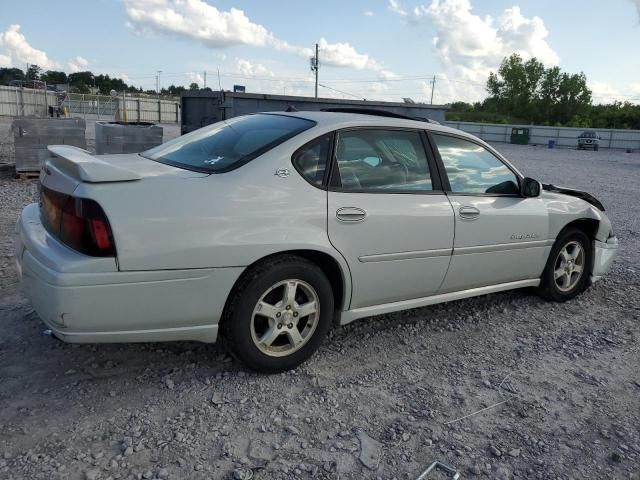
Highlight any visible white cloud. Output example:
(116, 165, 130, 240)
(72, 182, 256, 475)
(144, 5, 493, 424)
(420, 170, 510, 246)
(236, 58, 274, 77)
(123, 0, 311, 55)
(393, 0, 559, 102)
(589, 81, 640, 104)
(0, 53, 10, 67)
(364, 11, 375, 17)
(379, 70, 400, 81)
(388, 0, 408, 16)
(67, 55, 89, 73)
(122, 0, 395, 76)
(318, 37, 382, 71)
(187, 71, 205, 87)
(0, 24, 59, 69)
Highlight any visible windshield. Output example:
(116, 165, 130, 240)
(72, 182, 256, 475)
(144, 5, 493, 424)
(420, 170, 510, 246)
(142, 114, 315, 173)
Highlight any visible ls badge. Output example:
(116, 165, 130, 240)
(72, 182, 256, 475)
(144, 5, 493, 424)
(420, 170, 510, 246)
(275, 168, 290, 178)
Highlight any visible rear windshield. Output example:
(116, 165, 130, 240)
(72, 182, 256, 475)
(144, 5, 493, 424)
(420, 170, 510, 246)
(142, 114, 315, 173)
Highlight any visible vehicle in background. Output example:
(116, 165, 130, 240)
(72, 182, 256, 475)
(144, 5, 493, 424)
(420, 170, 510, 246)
(8, 79, 46, 89)
(578, 130, 600, 151)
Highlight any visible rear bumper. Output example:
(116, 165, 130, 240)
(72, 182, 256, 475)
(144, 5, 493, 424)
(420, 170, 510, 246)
(591, 236, 618, 283)
(15, 203, 243, 343)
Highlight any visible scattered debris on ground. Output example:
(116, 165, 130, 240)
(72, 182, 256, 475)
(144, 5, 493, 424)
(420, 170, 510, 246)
(1, 145, 638, 479)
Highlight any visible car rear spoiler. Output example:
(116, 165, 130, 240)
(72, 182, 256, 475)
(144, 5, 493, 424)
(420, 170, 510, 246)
(47, 145, 142, 183)
(542, 183, 605, 211)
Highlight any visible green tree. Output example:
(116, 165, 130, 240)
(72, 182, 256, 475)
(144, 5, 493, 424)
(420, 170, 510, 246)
(41, 70, 68, 85)
(485, 54, 591, 125)
(189, 82, 200, 91)
(0, 67, 25, 85)
(26, 64, 42, 80)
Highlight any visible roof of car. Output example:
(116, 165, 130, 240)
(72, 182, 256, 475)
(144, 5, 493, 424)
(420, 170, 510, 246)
(265, 110, 466, 137)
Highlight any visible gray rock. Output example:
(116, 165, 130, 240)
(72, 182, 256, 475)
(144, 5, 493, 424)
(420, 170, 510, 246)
(232, 467, 253, 480)
(354, 428, 383, 470)
(489, 445, 502, 457)
(85, 469, 100, 480)
(468, 464, 482, 475)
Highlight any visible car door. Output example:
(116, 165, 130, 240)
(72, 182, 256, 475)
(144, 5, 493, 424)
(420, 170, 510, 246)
(326, 128, 454, 309)
(428, 132, 550, 293)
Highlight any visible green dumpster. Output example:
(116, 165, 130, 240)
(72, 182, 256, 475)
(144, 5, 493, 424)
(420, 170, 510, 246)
(510, 127, 530, 145)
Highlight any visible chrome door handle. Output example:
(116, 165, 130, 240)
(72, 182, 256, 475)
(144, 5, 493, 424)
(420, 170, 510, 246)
(336, 207, 367, 223)
(458, 206, 480, 220)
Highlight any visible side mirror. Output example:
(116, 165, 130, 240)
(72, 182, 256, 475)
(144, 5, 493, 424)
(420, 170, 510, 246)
(521, 177, 541, 198)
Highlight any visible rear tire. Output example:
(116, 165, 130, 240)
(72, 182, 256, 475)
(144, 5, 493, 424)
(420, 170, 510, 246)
(536, 228, 592, 301)
(221, 255, 334, 373)
(594, 144, 599, 151)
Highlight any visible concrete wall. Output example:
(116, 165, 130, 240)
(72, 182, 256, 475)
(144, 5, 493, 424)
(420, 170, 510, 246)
(0, 86, 57, 117)
(444, 121, 640, 150)
(95, 122, 163, 154)
(0, 86, 180, 124)
(12, 117, 86, 173)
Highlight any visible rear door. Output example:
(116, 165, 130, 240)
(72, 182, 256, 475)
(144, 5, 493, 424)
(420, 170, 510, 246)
(428, 132, 549, 293)
(326, 128, 454, 309)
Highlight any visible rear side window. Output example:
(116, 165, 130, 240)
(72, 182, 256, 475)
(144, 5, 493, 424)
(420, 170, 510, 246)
(143, 114, 315, 173)
(292, 134, 331, 186)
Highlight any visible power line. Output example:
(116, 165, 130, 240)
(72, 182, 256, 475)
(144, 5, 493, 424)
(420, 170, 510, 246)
(318, 83, 366, 100)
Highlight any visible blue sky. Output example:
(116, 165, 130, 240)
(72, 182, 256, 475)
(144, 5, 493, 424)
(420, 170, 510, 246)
(1, 0, 639, 104)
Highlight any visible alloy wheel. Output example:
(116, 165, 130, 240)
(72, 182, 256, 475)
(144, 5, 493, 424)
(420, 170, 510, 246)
(553, 240, 585, 292)
(250, 279, 320, 357)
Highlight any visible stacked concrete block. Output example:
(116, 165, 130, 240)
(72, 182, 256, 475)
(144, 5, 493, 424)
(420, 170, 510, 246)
(95, 122, 163, 155)
(12, 117, 86, 173)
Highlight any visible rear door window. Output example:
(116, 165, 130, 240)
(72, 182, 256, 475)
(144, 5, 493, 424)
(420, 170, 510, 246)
(143, 114, 315, 173)
(332, 129, 434, 192)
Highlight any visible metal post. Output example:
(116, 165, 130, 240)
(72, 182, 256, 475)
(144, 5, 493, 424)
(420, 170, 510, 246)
(137, 99, 141, 122)
(314, 43, 319, 99)
(430, 75, 436, 105)
(313, 43, 320, 98)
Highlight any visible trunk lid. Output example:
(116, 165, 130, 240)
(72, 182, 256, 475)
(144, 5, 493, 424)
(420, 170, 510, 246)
(42, 145, 206, 195)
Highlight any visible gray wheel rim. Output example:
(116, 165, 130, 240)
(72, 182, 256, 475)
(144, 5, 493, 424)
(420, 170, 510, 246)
(553, 241, 585, 292)
(250, 279, 320, 357)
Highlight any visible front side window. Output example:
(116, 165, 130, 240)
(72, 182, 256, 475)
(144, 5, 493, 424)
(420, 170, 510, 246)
(292, 134, 331, 186)
(431, 134, 520, 195)
(333, 130, 433, 192)
(143, 114, 315, 173)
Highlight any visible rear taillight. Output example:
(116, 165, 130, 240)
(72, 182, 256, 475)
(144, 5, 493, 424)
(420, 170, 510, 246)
(40, 186, 116, 257)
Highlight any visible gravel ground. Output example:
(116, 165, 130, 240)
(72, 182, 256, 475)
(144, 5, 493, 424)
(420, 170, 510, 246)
(0, 145, 639, 480)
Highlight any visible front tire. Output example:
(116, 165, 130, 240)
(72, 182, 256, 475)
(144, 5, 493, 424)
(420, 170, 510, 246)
(221, 255, 334, 373)
(536, 229, 592, 301)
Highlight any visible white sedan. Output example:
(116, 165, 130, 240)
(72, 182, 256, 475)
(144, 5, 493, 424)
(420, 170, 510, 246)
(15, 110, 618, 372)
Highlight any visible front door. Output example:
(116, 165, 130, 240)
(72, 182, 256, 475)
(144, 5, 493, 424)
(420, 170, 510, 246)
(428, 133, 549, 293)
(327, 128, 455, 309)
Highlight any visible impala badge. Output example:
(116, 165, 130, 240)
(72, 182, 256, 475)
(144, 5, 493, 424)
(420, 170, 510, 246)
(511, 233, 539, 240)
(275, 168, 290, 178)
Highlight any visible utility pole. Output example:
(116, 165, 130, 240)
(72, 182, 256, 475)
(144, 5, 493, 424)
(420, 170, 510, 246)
(310, 43, 319, 99)
(156, 70, 162, 95)
(430, 75, 436, 105)
(203, 71, 207, 89)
